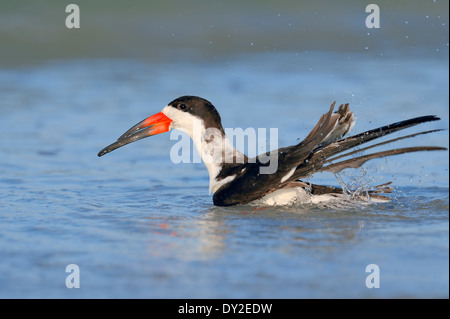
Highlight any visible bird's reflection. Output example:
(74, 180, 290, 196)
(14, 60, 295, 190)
(146, 203, 371, 261)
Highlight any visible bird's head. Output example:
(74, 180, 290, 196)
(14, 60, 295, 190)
(97, 96, 224, 157)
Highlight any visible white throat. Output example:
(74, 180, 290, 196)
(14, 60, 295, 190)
(162, 106, 244, 193)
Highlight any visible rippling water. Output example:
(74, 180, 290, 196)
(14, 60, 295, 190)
(0, 0, 448, 298)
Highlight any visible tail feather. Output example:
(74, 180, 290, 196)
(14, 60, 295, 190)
(283, 181, 393, 195)
(285, 113, 445, 183)
(370, 182, 394, 194)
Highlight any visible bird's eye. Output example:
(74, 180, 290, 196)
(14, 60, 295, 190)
(179, 104, 187, 110)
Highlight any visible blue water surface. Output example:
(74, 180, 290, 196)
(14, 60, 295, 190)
(0, 0, 448, 298)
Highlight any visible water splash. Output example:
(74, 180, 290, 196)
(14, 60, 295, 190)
(333, 168, 386, 203)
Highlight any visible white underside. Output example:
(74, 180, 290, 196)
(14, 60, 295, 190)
(250, 187, 389, 206)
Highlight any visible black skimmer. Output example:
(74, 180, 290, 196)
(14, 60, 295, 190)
(98, 96, 446, 206)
